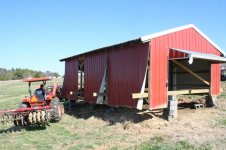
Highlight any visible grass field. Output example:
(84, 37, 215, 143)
(0, 79, 226, 150)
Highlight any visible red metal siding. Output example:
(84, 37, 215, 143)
(62, 59, 78, 100)
(150, 28, 221, 109)
(108, 43, 149, 107)
(211, 64, 220, 95)
(84, 53, 108, 103)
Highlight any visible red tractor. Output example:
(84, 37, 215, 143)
(0, 77, 64, 126)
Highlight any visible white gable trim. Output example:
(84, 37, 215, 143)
(141, 24, 225, 56)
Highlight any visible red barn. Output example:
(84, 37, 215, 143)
(60, 24, 226, 112)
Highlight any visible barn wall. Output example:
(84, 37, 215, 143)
(108, 43, 149, 107)
(84, 52, 108, 103)
(62, 59, 78, 100)
(150, 28, 221, 109)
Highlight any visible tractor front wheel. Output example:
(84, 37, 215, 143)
(51, 98, 62, 122)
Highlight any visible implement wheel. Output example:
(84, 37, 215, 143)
(14, 103, 28, 126)
(51, 98, 62, 122)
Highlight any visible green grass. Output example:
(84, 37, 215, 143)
(0, 79, 132, 149)
(0, 80, 226, 149)
(0, 123, 81, 149)
(132, 136, 213, 150)
(131, 136, 196, 150)
(218, 119, 226, 126)
(219, 91, 226, 99)
(0, 79, 85, 149)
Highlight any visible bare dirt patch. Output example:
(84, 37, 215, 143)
(64, 97, 226, 149)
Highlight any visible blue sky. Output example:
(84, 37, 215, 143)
(0, 0, 226, 75)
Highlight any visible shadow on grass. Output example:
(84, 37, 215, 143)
(0, 124, 49, 133)
(63, 101, 156, 125)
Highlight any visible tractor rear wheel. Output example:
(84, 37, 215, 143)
(51, 98, 62, 122)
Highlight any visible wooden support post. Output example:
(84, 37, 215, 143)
(171, 60, 209, 85)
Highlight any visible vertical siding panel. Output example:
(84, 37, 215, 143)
(191, 29, 194, 50)
(163, 35, 169, 105)
(159, 37, 163, 108)
(168, 34, 173, 57)
(198, 33, 202, 52)
(150, 40, 155, 108)
(84, 53, 107, 103)
(62, 59, 78, 100)
(178, 31, 183, 57)
(204, 38, 207, 54)
(189, 28, 194, 51)
(108, 43, 149, 107)
(173, 32, 177, 56)
(157, 38, 161, 108)
(202, 35, 205, 53)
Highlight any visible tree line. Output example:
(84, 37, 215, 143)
(0, 68, 60, 81)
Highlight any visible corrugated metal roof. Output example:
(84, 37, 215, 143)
(60, 38, 141, 61)
(60, 24, 225, 61)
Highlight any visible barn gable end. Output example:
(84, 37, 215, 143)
(149, 27, 221, 109)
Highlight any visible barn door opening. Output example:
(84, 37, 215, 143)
(78, 57, 84, 100)
(95, 66, 108, 104)
(168, 59, 210, 91)
(168, 48, 226, 96)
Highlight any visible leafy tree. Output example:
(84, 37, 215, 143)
(34, 71, 43, 78)
(0, 67, 60, 81)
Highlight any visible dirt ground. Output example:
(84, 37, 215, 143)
(65, 94, 226, 149)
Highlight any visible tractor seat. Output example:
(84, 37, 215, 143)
(34, 89, 45, 102)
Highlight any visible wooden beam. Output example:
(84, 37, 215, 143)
(168, 89, 209, 95)
(132, 93, 148, 99)
(133, 89, 209, 98)
(172, 60, 210, 85)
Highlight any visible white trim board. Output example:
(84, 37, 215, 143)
(141, 24, 225, 56)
